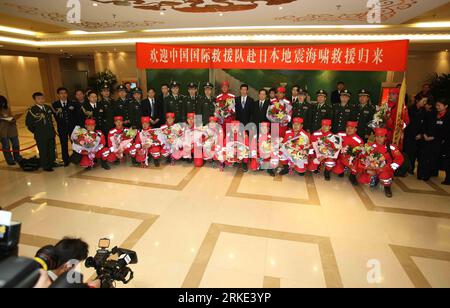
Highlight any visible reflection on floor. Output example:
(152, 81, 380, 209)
(1, 116, 449, 288)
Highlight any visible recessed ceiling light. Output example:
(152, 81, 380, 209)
(279, 6, 283, 10)
(93, 3, 98, 6)
(413, 21, 450, 28)
(219, 13, 223, 16)
(160, 11, 165, 16)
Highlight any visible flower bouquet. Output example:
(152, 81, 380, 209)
(368, 103, 389, 129)
(313, 134, 343, 161)
(266, 101, 292, 125)
(281, 135, 310, 169)
(158, 124, 185, 157)
(202, 125, 222, 160)
(342, 144, 364, 166)
(359, 145, 386, 171)
(214, 98, 235, 124)
(223, 139, 249, 163)
(111, 128, 136, 159)
(71, 126, 102, 154)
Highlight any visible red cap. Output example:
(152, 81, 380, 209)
(374, 128, 388, 137)
(85, 119, 96, 126)
(293, 117, 304, 124)
(187, 113, 195, 119)
(209, 116, 218, 122)
(166, 113, 175, 119)
(322, 119, 332, 126)
(141, 116, 151, 124)
(260, 122, 270, 127)
(114, 116, 123, 122)
(346, 121, 358, 128)
(277, 87, 286, 93)
(389, 88, 400, 95)
(221, 81, 230, 87)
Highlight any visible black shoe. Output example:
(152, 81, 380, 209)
(154, 159, 160, 167)
(6, 161, 16, 166)
(338, 173, 345, 178)
(64, 162, 70, 167)
(313, 170, 319, 174)
(298, 172, 305, 177)
(85, 166, 93, 171)
(44, 168, 54, 172)
(442, 180, 450, 186)
(101, 161, 111, 170)
(267, 169, 276, 177)
(186, 158, 193, 164)
(324, 170, 331, 181)
(114, 161, 120, 165)
(131, 158, 139, 167)
(242, 163, 248, 173)
(384, 186, 393, 198)
(349, 174, 358, 186)
(166, 157, 172, 164)
(279, 166, 289, 176)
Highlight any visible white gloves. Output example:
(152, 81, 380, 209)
(391, 163, 400, 170)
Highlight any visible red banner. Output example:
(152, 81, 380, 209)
(136, 40, 408, 72)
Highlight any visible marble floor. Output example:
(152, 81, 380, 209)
(1, 115, 449, 288)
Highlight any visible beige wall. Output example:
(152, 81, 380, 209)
(393, 50, 450, 97)
(0, 56, 44, 111)
(94, 52, 138, 84)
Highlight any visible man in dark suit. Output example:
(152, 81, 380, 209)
(252, 89, 270, 127)
(235, 84, 254, 126)
(52, 87, 80, 166)
(141, 88, 162, 128)
(331, 81, 346, 105)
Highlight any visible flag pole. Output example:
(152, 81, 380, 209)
(392, 72, 407, 146)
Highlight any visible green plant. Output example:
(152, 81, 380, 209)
(88, 70, 118, 92)
(430, 73, 450, 101)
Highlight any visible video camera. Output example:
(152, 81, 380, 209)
(85, 238, 138, 288)
(0, 210, 84, 288)
(0, 210, 21, 262)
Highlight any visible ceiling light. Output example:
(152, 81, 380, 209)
(0, 25, 38, 36)
(93, 3, 98, 6)
(143, 25, 387, 33)
(412, 21, 450, 28)
(66, 30, 127, 35)
(1, 34, 450, 47)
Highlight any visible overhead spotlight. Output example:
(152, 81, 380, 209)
(160, 11, 165, 16)
(93, 3, 98, 6)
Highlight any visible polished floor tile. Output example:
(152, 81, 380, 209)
(1, 117, 450, 288)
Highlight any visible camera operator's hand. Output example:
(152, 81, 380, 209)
(33, 270, 52, 288)
(87, 279, 101, 289)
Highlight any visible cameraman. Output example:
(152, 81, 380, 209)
(36, 237, 100, 288)
(44, 237, 89, 282)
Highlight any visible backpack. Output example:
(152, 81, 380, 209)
(18, 156, 41, 172)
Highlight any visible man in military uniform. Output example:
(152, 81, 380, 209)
(311, 89, 333, 132)
(199, 82, 216, 125)
(26, 92, 56, 172)
(52, 87, 80, 167)
(185, 82, 199, 115)
(292, 88, 312, 132)
(128, 88, 143, 129)
(164, 82, 184, 123)
(113, 85, 131, 127)
(81, 91, 106, 137)
(332, 89, 355, 134)
(355, 89, 376, 142)
(98, 84, 115, 138)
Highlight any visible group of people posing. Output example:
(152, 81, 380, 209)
(22, 80, 449, 199)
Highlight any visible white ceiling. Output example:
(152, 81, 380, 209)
(0, 0, 448, 31)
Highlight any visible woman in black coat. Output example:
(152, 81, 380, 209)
(417, 98, 450, 184)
